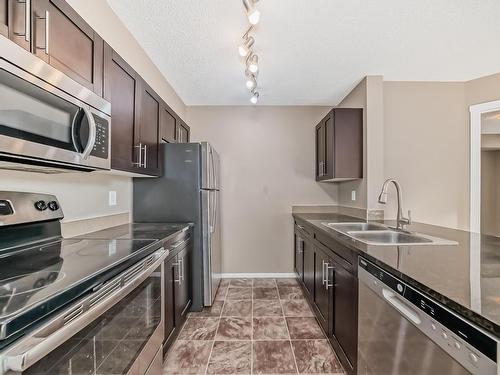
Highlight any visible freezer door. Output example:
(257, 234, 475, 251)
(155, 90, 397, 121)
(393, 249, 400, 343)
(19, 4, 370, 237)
(201, 190, 222, 306)
(201, 142, 220, 190)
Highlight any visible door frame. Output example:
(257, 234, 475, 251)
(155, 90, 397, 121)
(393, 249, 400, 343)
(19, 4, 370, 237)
(469, 99, 500, 233)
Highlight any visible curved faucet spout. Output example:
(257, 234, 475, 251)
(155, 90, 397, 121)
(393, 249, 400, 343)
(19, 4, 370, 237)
(378, 179, 412, 230)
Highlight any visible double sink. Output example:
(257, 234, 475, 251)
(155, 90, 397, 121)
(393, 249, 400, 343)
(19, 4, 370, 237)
(321, 222, 456, 246)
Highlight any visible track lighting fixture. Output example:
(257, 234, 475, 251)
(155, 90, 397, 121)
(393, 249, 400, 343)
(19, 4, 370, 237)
(250, 90, 259, 104)
(243, 0, 260, 25)
(245, 73, 257, 90)
(238, 36, 254, 57)
(246, 53, 259, 73)
(239, 2, 263, 104)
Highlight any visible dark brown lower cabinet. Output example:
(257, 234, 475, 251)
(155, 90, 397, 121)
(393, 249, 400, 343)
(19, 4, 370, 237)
(313, 247, 331, 334)
(163, 241, 192, 355)
(303, 236, 315, 298)
(294, 221, 358, 375)
(294, 232, 304, 282)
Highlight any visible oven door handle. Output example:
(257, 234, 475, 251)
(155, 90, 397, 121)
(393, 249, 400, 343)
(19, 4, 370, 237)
(81, 107, 97, 160)
(2, 248, 168, 374)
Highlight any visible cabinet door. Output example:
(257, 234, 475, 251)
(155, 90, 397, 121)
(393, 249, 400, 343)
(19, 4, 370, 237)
(314, 248, 331, 333)
(164, 256, 177, 347)
(331, 261, 358, 371)
(175, 245, 192, 323)
(32, 0, 103, 95)
(138, 80, 160, 175)
(333, 108, 363, 179)
(104, 45, 140, 173)
(176, 120, 190, 143)
(303, 238, 314, 297)
(4, 0, 30, 51)
(160, 104, 177, 143)
(315, 121, 325, 180)
(324, 112, 334, 179)
(294, 232, 304, 282)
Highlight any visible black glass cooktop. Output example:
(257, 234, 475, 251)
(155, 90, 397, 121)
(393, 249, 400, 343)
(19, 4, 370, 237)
(0, 237, 159, 342)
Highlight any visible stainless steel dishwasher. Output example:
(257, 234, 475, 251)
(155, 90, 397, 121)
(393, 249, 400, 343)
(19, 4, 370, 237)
(357, 257, 498, 375)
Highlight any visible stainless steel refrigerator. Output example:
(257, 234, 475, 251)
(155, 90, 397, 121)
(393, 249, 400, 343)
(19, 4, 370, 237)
(133, 142, 221, 309)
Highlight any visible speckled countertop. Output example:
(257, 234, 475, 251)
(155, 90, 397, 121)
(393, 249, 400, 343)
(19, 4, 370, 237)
(293, 212, 500, 338)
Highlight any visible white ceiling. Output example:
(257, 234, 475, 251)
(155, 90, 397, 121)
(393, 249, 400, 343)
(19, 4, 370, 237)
(107, 0, 500, 106)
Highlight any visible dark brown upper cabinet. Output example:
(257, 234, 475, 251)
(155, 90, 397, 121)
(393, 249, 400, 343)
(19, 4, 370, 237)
(2, 0, 31, 51)
(104, 44, 161, 176)
(104, 44, 139, 174)
(138, 79, 160, 175)
(315, 108, 363, 182)
(32, 0, 103, 96)
(176, 119, 190, 143)
(160, 104, 177, 143)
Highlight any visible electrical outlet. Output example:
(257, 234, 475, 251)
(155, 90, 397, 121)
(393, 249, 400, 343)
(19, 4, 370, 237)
(351, 190, 356, 201)
(109, 191, 117, 206)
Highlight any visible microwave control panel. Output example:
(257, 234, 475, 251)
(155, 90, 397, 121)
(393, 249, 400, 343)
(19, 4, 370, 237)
(90, 115, 109, 159)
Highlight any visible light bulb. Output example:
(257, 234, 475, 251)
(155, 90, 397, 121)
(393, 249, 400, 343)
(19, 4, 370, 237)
(238, 45, 249, 57)
(246, 78, 256, 89)
(250, 92, 259, 104)
(248, 63, 258, 73)
(248, 8, 260, 25)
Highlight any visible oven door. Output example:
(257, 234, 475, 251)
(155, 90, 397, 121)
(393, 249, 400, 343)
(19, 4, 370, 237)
(0, 56, 110, 171)
(1, 249, 167, 375)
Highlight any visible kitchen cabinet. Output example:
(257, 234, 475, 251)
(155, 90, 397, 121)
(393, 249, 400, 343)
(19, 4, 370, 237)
(176, 119, 190, 143)
(160, 104, 177, 143)
(313, 246, 332, 334)
(163, 238, 192, 354)
(104, 44, 161, 176)
(3, 0, 30, 51)
(104, 45, 140, 173)
(315, 108, 363, 182)
(138, 80, 160, 175)
(32, 0, 103, 95)
(294, 219, 358, 375)
(294, 233, 304, 282)
(174, 244, 192, 322)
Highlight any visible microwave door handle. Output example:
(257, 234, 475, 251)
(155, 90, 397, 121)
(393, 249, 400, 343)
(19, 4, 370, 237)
(81, 108, 97, 160)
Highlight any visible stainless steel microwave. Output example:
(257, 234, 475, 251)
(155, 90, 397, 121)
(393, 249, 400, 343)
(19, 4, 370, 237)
(0, 37, 111, 172)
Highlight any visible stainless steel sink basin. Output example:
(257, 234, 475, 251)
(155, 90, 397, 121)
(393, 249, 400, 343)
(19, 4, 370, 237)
(322, 222, 386, 232)
(348, 230, 434, 245)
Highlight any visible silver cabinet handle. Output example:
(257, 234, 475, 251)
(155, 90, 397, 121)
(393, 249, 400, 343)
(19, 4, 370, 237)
(297, 225, 305, 230)
(299, 239, 304, 254)
(325, 263, 334, 290)
(180, 258, 184, 282)
(322, 260, 327, 285)
(318, 161, 324, 176)
(35, 10, 49, 54)
(173, 261, 182, 284)
(322, 161, 326, 176)
(143, 144, 147, 168)
(133, 143, 143, 167)
(25, 0, 30, 42)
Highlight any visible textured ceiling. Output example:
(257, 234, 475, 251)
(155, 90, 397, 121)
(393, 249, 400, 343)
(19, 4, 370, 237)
(107, 0, 500, 105)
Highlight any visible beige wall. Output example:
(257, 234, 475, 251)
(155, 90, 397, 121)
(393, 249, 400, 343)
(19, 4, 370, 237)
(0, 170, 131, 223)
(382, 82, 469, 229)
(187, 106, 336, 273)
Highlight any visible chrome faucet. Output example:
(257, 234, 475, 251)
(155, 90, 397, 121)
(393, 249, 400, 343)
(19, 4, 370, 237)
(378, 179, 412, 230)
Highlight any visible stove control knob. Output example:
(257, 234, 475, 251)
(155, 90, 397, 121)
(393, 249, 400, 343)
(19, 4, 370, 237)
(48, 201, 59, 211)
(468, 352, 478, 363)
(34, 200, 47, 211)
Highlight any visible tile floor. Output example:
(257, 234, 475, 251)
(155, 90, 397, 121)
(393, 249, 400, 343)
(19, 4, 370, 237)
(163, 278, 344, 375)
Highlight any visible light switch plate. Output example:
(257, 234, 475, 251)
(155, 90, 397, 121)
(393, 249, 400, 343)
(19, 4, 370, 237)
(351, 190, 356, 201)
(109, 191, 117, 206)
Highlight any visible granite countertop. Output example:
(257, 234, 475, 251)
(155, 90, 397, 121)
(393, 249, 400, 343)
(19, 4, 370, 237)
(293, 212, 500, 338)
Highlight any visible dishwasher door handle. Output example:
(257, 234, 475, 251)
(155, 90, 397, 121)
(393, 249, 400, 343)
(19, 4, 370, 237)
(382, 288, 422, 325)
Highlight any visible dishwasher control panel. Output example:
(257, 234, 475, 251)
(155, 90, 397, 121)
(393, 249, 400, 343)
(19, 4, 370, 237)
(359, 257, 498, 375)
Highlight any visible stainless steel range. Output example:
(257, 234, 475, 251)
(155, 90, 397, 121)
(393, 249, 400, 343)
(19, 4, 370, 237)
(0, 192, 167, 375)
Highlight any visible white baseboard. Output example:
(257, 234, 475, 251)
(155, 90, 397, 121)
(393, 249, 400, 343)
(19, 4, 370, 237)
(221, 273, 296, 279)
